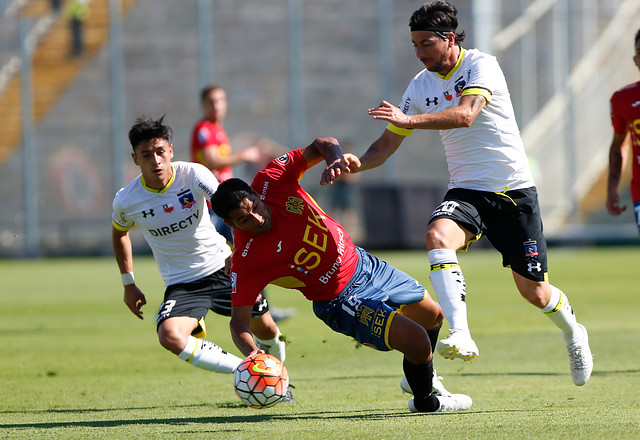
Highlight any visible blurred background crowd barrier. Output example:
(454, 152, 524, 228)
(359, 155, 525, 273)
(1, 0, 638, 257)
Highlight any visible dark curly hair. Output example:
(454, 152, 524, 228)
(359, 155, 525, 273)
(409, 1, 466, 43)
(127, 115, 173, 151)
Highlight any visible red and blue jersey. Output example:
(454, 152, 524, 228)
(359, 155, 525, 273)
(230, 149, 359, 305)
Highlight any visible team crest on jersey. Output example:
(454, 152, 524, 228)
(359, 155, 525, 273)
(455, 79, 466, 97)
(286, 196, 305, 214)
(356, 305, 374, 326)
(276, 154, 291, 165)
(444, 90, 453, 101)
(524, 240, 539, 257)
(163, 202, 173, 213)
(231, 272, 237, 294)
(177, 188, 196, 209)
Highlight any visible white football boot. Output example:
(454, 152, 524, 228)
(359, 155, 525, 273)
(400, 370, 452, 397)
(436, 329, 479, 363)
(408, 394, 472, 413)
(564, 324, 593, 386)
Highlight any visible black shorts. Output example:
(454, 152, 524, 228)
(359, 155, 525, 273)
(155, 268, 269, 331)
(429, 187, 548, 281)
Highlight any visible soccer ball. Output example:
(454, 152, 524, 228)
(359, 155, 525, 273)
(233, 353, 289, 409)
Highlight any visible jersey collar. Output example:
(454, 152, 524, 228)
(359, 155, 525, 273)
(141, 163, 175, 194)
(436, 47, 465, 81)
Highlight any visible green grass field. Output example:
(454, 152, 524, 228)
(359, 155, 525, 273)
(1, 247, 639, 439)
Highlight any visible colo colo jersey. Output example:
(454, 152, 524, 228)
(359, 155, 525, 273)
(231, 149, 359, 306)
(190, 119, 233, 182)
(389, 48, 535, 193)
(112, 161, 231, 286)
(610, 80, 640, 202)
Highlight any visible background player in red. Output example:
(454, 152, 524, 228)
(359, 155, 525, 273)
(211, 137, 472, 413)
(191, 84, 296, 324)
(607, 28, 640, 236)
(190, 84, 261, 183)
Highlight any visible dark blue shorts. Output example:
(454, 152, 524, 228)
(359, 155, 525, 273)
(312, 247, 428, 351)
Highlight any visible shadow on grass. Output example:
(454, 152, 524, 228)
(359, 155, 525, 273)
(456, 368, 640, 377)
(0, 404, 499, 430)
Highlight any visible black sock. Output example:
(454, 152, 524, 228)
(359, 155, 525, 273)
(426, 322, 442, 354)
(403, 357, 439, 412)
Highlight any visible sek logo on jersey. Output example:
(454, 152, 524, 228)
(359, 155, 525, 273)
(177, 188, 196, 209)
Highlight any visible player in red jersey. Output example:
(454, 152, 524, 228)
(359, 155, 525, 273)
(190, 85, 261, 183)
(607, 28, 640, 236)
(210, 137, 472, 413)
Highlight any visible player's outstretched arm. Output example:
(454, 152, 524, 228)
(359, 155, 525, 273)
(230, 305, 262, 357)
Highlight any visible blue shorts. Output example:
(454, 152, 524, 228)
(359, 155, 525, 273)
(312, 247, 428, 351)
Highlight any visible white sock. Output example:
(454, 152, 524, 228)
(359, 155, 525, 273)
(177, 335, 242, 373)
(255, 329, 286, 363)
(541, 285, 581, 342)
(428, 249, 470, 334)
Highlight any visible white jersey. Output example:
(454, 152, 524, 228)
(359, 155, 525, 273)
(391, 48, 535, 192)
(112, 161, 231, 286)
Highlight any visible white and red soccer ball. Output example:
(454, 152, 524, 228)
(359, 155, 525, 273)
(233, 353, 289, 409)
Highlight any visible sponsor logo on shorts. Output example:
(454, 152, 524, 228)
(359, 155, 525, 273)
(524, 240, 539, 257)
(527, 262, 542, 273)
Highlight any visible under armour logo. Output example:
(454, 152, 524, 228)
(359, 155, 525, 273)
(425, 97, 439, 106)
(527, 262, 542, 273)
(142, 209, 155, 218)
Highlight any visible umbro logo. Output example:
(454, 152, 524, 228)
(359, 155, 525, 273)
(632, 101, 640, 107)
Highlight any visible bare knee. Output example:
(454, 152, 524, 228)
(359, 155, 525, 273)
(389, 315, 432, 364)
(513, 273, 551, 308)
(158, 322, 191, 355)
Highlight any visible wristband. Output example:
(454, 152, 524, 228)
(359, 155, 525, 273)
(121, 272, 135, 286)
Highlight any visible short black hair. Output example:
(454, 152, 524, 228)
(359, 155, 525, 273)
(200, 84, 224, 103)
(635, 28, 640, 47)
(409, 1, 466, 43)
(210, 178, 256, 221)
(127, 115, 173, 152)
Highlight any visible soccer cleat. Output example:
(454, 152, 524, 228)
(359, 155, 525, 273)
(436, 329, 479, 363)
(281, 384, 295, 403)
(408, 394, 472, 413)
(564, 324, 593, 386)
(400, 370, 452, 397)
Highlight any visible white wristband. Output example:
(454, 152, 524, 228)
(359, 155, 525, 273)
(121, 272, 135, 286)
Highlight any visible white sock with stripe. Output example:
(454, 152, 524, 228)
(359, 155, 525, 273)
(428, 249, 470, 333)
(255, 329, 286, 363)
(177, 335, 242, 373)
(541, 285, 581, 342)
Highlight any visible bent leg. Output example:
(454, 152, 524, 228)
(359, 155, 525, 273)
(158, 316, 241, 373)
